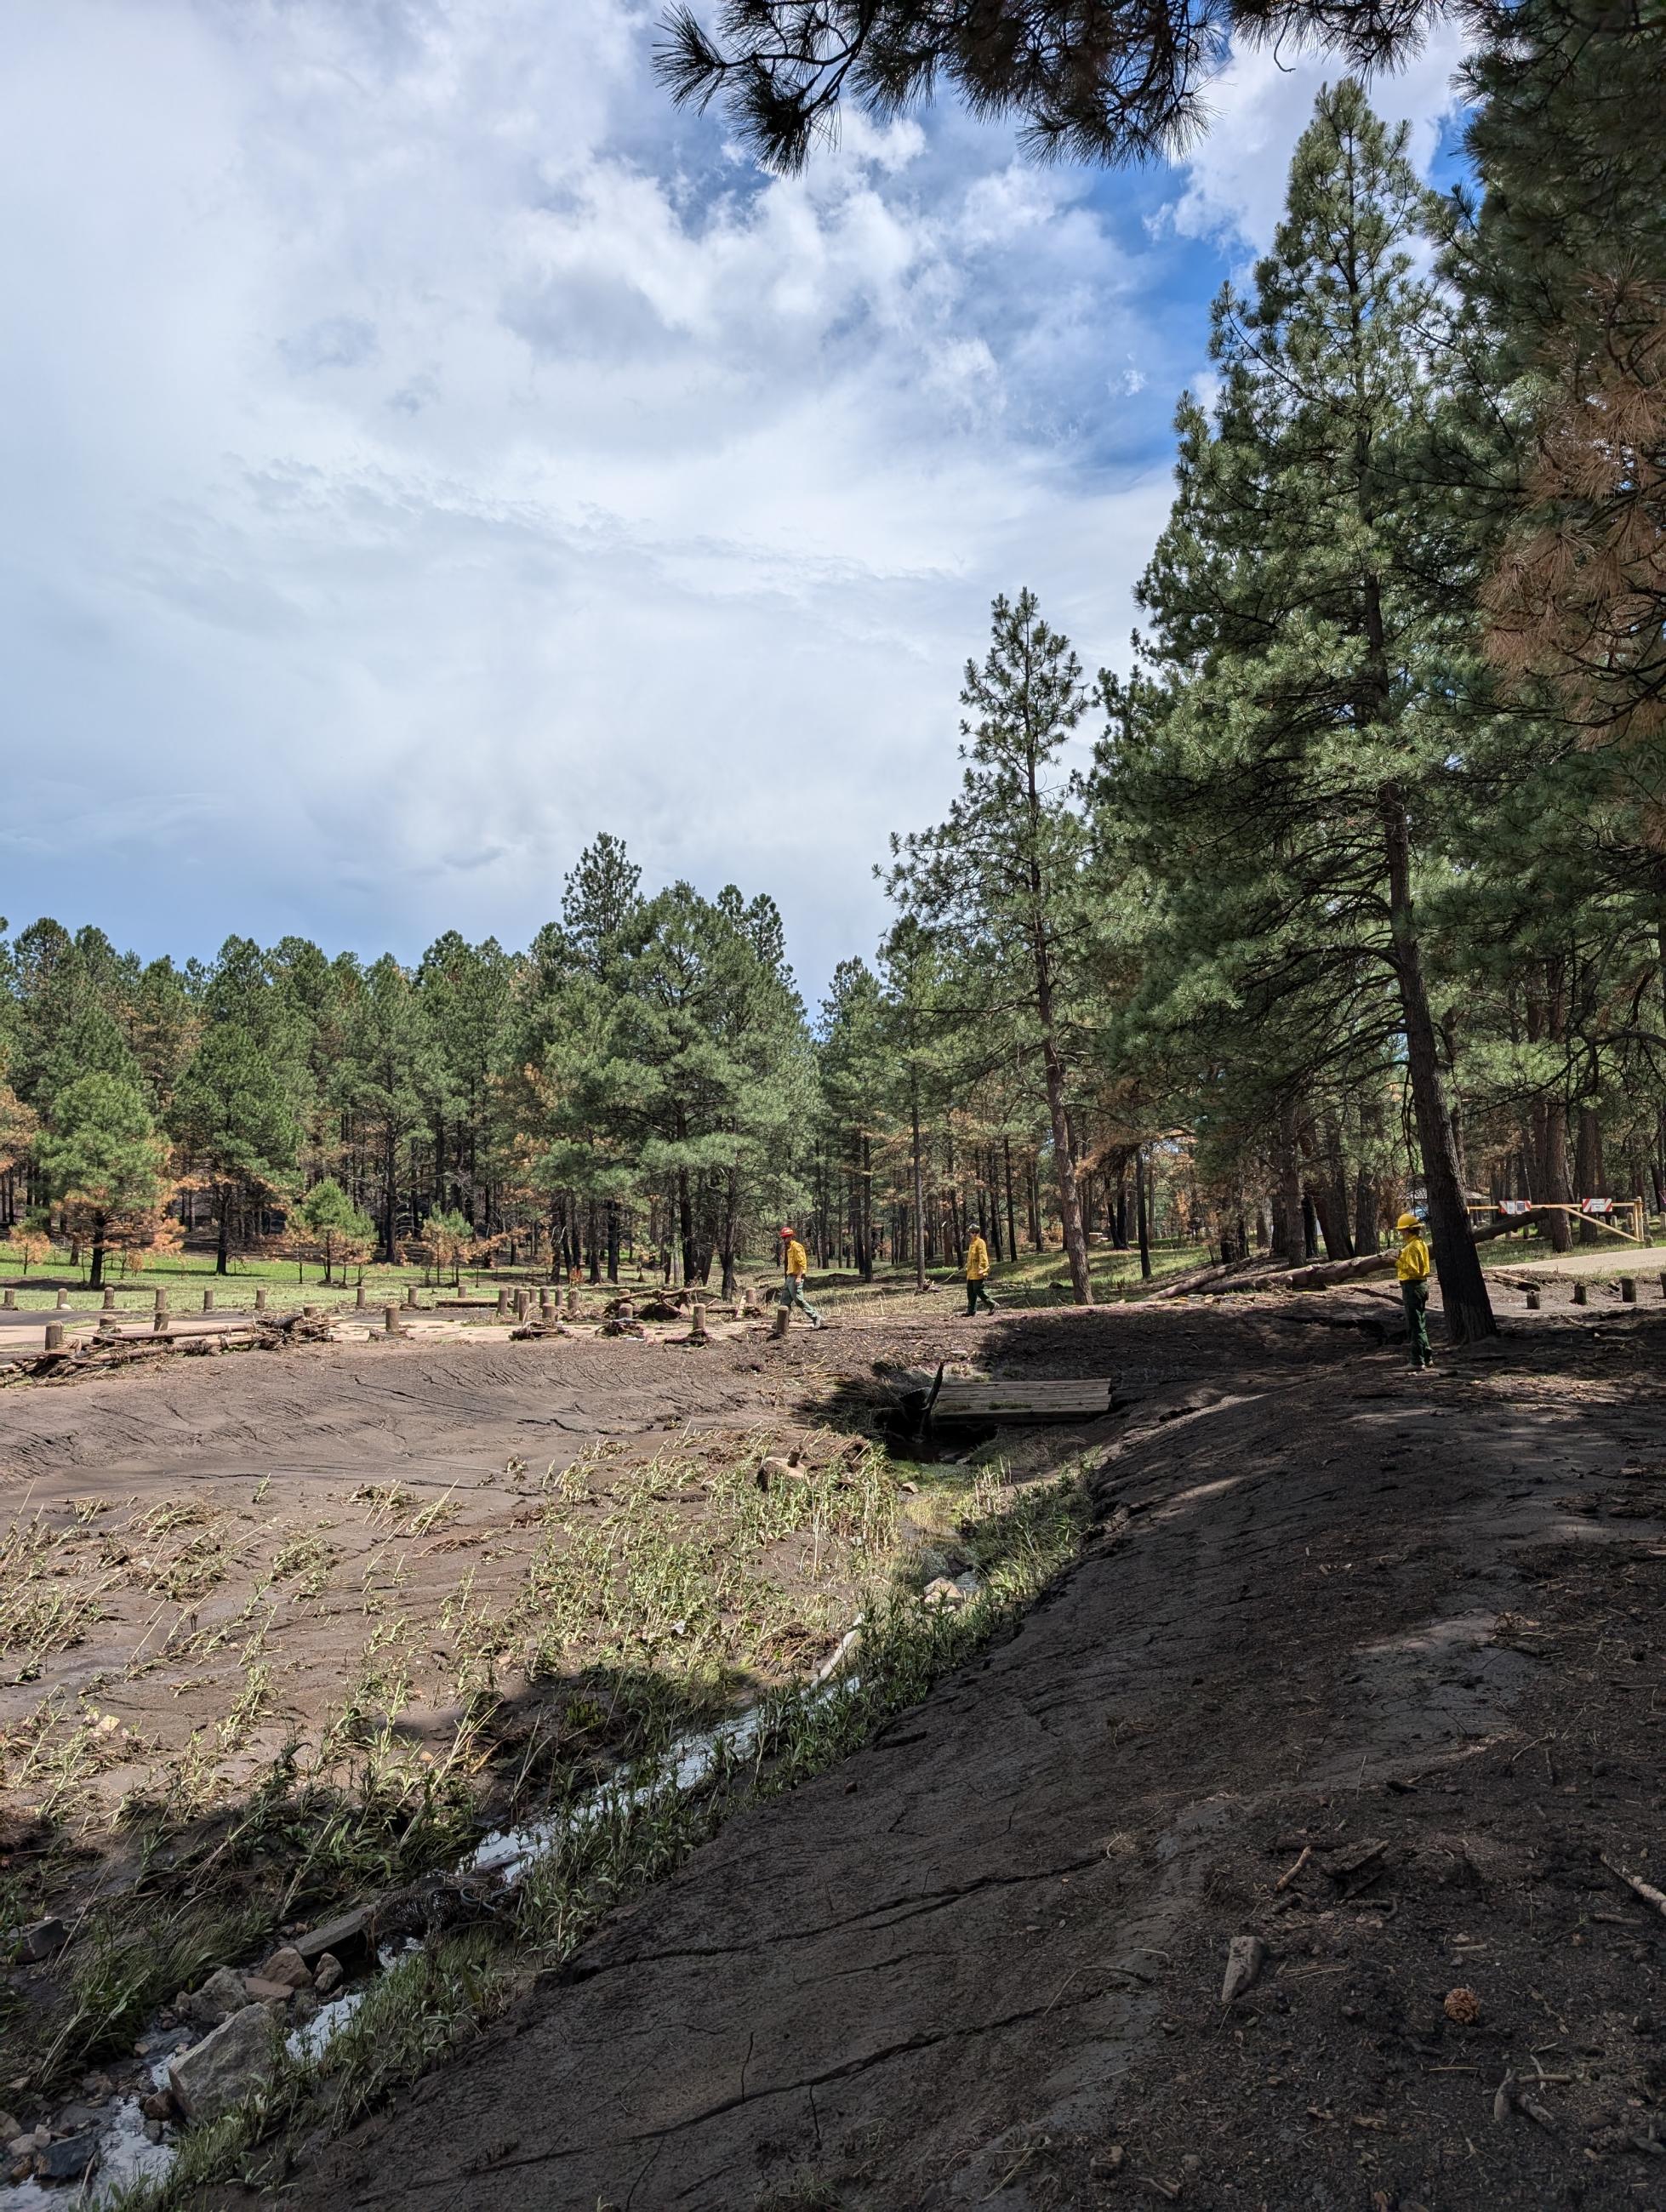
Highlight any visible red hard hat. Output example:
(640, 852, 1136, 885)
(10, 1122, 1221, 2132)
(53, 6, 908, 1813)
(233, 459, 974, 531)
(779, 1226, 795, 1238)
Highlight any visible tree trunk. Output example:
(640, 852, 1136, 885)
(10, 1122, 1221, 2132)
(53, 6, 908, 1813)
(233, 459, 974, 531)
(1272, 1097, 1304, 1261)
(1003, 1137, 1018, 1259)
(910, 1075, 927, 1291)
(89, 1211, 107, 1290)
(607, 1199, 620, 1285)
(1135, 1145, 1151, 1280)
(216, 1189, 231, 1277)
(1576, 1104, 1606, 1245)
(1384, 794, 1496, 1343)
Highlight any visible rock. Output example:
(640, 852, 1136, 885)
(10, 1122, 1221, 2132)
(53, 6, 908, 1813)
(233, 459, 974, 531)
(756, 1455, 805, 1491)
(38, 2133, 97, 2182)
(313, 1952, 345, 1997)
(14, 1916, 66, 1963)
(257, 1945, 312, 1992)
(54, 2101, 100, 2131)
(79, 2073, 114, 2099)
(139, 2089, 176, 2123)
(295, 1907, 372, 1964)
(0, 2115, 17, 2146)
(168, 2005, 277, 2124)
(185, 1964, 249, 2024)
(144, 2118, 163, 2145)
(6, 2135, 33, 2160)
(1221, 1934, 1267, 2004)
(921, 1576, 966, 1609)
(243, 1975, 297, 2009)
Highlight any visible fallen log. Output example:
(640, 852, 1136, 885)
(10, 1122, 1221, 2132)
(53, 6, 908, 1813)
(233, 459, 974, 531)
(1281, 1217, 1520, 1291)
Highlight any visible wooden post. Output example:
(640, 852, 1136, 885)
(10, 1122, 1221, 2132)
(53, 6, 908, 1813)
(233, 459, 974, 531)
(203, 1289, 214, 1312)
(97, 1313, 117, 1337)
(1573, 1280, 1588, 1306)
(771, 1303, 790, 1340)
(690, 1299, 707, 1343)
(565, 1286, 578, 1318)
(44, 1322, 64, 1351)
(1, 1288, 13, 1309)
(1622, 1276, 1636, 1303)
(153, 1308, 169, 1335)
(303, 1303, 318, 1319)
(496, 1288, 509, 1317)
(255, 1287, 268, 1313)
(385, 1304, 400, 1335)
(55, 1289, 68, 1309)
(355, 1281, 367, 1309)
(406, 1285, 419, 1308)
(101, 1286, 115, 1310)
(1526, 1288, 1540, 1310)
(155, 1288, 168, 1313)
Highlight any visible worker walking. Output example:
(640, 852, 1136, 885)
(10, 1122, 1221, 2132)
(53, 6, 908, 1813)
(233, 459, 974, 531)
(965, 1226, 996, 1315)
(778, 1227, 823, 1329)
(1395, 1211, 1432, 1370)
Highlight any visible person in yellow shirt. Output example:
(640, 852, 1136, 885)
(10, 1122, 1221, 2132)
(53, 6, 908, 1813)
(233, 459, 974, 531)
(964, 1227, 995, 1315)
(777, 1226, 822, 1328)
(1395, 1211, 1432, 1369)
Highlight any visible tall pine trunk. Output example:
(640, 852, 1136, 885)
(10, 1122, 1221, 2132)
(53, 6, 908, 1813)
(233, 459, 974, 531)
(1384, 794, 1496, 1343)
(89, 1211, 107, 1291)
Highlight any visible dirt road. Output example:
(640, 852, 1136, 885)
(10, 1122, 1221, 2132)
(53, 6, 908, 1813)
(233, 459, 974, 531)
(200, 1299, 1666, 2212)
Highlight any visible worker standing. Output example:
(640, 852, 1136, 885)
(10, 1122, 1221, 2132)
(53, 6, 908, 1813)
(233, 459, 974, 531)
(964, 1226, 996, 1315)
(1395, 1211, 1432, 1370)
(778, 1227, 823, 1329)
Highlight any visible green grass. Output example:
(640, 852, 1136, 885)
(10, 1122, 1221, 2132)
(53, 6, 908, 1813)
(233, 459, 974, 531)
(805, 1239, 1207, 1316)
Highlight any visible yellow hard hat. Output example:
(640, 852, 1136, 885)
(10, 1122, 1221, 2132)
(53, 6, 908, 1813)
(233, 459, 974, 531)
(1395, 1211, 1421, 1232)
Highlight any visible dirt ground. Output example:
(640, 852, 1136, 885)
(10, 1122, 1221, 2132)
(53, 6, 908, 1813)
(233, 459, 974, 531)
(8, 1288, 1666, 2208)
(134, 1288, 1657, 2212)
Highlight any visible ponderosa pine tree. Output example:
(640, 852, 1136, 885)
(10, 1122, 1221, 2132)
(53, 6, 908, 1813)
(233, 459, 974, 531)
(1110, 82, 1497, 1339)
(887, 590, 1095, 1303)
(33, 1071, 164, 1288)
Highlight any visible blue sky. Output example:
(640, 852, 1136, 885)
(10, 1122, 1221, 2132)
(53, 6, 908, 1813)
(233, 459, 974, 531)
(0, 0, 1471, 1005)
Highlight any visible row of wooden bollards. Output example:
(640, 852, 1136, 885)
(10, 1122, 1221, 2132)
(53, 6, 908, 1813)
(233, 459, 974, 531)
(1522, 1274, 1666, 1310)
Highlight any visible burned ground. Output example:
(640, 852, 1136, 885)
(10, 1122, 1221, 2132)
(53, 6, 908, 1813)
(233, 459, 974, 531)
(5, 1293, 1666, 2209)
(181, 1297, 1666, 2212)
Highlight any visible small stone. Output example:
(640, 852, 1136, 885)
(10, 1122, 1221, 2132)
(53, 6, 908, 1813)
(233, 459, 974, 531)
(313, 1952, 345, 1997)
(140, 2089, 176, 2123)
(14, 1917, 66, 1963)
(258, 1945, 312, 1992)
(168, 2004, 277, 2124)
(78, 2073, 113, 2099)
(6, 2135, 32, 2160)
(37, 2133, 97, 2182)
(921, 1576, 966, 1610)
(54, 2101, 100, 2131)
(294, 1907, 371, 1963)
(1222, 1934, 1267, 2004)
(144, 2118, 163, 2145)
(0, 2115, 17, 2146)
(185, 1965, 248, 2025)
(242, 1975, 296, 2008)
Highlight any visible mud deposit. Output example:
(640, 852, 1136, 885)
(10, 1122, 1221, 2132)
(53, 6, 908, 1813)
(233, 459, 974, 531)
(168, 1297, 1666, 2211)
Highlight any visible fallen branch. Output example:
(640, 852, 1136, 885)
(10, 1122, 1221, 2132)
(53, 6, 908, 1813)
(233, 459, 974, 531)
(1599, 1850, 1666, 1918)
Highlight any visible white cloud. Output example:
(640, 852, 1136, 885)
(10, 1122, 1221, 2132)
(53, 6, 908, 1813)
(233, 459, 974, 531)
(1170, 21, 1473, 254)
(0, 2, 1466, 994)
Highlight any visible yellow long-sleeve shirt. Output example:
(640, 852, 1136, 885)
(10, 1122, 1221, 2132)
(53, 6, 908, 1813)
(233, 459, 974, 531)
(965, 1235, 990, 1281)
(1395, 1234, 1430, 1285)
(784, 1240, 808, 1280)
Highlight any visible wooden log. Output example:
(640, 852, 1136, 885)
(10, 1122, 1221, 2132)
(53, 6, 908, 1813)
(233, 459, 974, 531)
(1622, 1276, 1636, 1303)
(256, 1287, 268, 1313)
(1573, 1281, 1588, 1306)
(44, 1323, 64, 1351)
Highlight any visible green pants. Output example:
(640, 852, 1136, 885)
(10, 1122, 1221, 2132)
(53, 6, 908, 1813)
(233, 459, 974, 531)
(966, 1277, 995, 1314)
(782, 1275, 822, 1325)
(1401, 1280, 1430, 1367)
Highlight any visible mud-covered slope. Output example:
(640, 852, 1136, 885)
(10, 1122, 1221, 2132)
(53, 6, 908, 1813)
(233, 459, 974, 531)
(242, 1309, 1666, 2212)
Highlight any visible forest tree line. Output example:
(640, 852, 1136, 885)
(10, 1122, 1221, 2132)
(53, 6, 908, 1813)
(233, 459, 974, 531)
(3, 6, 1661, 1330)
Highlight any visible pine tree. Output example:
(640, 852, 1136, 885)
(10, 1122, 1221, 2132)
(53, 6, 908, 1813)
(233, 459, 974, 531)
(297, 1177, 376, 1286)
(887, 589, 1096, 1303)
(1114, 82, 1498, 1338)
(34, 1071, 164, 1288)
(171, 1024, 299, 1274)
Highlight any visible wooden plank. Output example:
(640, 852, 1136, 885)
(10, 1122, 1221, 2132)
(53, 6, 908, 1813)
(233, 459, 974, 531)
(932, 1380, 1114, 1422)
